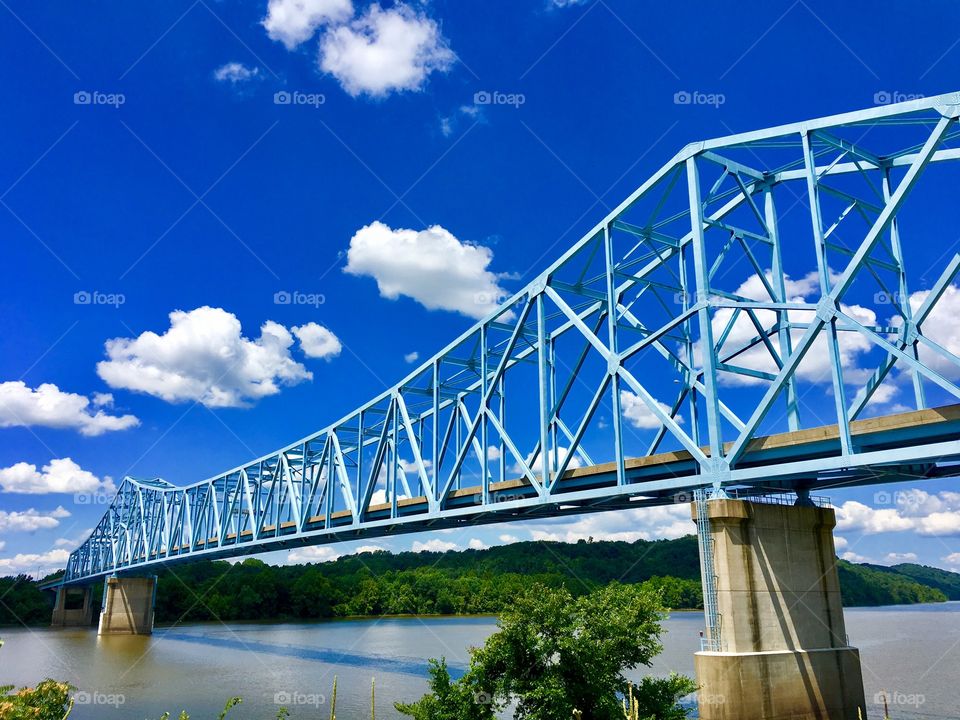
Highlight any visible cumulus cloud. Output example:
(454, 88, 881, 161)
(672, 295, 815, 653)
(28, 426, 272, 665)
(620, 391, 680, 430)
(841, 551, 870, 563)
(0, 458, 114, 496)
(0, 381, 139, 436)
(292, 322, 342, 359)
(319, 4, 454, 97)
(467, 538, 487, 550)
(288, 545, 340, 563)
(836, 489, 960, 537)
(97, 307, 315, 408)
(527, 505, 693, 544)
(0, 506, 70, 533)
(213, 62, 261, 84)
(0, 548, 70, 576)
(909, 284, 960, 380)
(943, 552, 960, 569)
(884, 552, 918, 564)
(344, 221, 510, 319)
(498, 534, 519, 544)
(835, 501, 915, 534)
(263, 0, 353, 49)
(404, 351, 419, 364)
(710, 271, 881, 390)
(412, 538, 458, 552)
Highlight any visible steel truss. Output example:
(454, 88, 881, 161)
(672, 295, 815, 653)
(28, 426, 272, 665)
(64, 92, 960, 584)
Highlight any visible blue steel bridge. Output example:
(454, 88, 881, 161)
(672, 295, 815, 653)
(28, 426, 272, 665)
(57, 92, 960, 587)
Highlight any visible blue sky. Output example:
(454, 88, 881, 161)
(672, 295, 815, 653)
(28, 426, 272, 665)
(2, 0, 960, 576)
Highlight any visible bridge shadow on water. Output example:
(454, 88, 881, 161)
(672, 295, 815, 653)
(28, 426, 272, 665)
(160, 630, 468, 679)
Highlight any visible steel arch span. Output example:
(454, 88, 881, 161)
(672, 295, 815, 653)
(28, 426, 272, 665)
(61, 92, 960, 585)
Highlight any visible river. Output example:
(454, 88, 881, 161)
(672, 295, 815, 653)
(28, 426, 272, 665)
(3, 603, 958, 719)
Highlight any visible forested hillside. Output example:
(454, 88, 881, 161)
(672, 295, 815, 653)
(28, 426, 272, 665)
(3, 536, 954, 627)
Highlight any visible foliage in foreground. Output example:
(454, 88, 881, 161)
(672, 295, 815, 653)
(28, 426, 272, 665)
(395, 583, 696, 720)
(0, 680, 72, 720)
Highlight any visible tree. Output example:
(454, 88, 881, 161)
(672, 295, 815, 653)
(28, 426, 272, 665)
(394, 660, 494, 720)
(396, 583, 696, 720)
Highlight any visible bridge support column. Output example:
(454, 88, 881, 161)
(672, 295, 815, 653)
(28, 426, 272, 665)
(97, 576, 156, 635)
(692, 498, 866, 720)
(51, 585, 94, 627)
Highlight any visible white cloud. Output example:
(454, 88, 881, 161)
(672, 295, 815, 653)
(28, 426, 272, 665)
(884, 552, 918, 564)
(440, 105, 483, 137)
(528, 505, 693, 544)
(943, 552, 960, 569)
(620, 391, 679, 430)
(288, 546, 340, 563)
(97, 307, 313, 408)
(344, 221, 509, 319)
(404, 351, 419, 364)
(292, 322, 342, 359)
(710, 271, 879, 389)
(0, 458, 114, 496)
(467, 538, 487, 550)
(214, 62, 261, 84)
(835, 490, 960, 538)
(412, 538, 458, 553)
(834, 536, 848, 550)
(0, 506, 70, 533)
(498, 533, 519, 544)
(319, 3, 454, 98)
(0, 381, 139, 436)
(906, 285, 960, 380)
(0, 548, 70, 576)
(486, 445, 502, 462)
(841, 551, 870, 563)
(263, 0, 353, 49)
(835, 501, 915, 534)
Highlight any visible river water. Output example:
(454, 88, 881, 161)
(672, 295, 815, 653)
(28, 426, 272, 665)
(2, 603, 958, 719)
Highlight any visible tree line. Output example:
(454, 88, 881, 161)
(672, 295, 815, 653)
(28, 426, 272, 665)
(1, 534, 950, 627)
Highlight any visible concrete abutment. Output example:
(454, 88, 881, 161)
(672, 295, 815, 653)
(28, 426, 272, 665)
(693, 498, 866, 720)
(97, 576, 156, 635)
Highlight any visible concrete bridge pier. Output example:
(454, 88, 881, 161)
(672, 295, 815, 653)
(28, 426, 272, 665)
(51, 585, 94, 627)
(97, 575, 157, 635)
(692, 497, 866, 720)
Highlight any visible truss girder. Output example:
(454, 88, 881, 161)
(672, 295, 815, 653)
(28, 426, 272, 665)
(62, 92, 960, 584)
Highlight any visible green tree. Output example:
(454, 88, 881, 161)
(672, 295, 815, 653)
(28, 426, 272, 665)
(0, 680, 71, 720)
(397, 583, 695, 720)
(394, 660, 494, 720)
